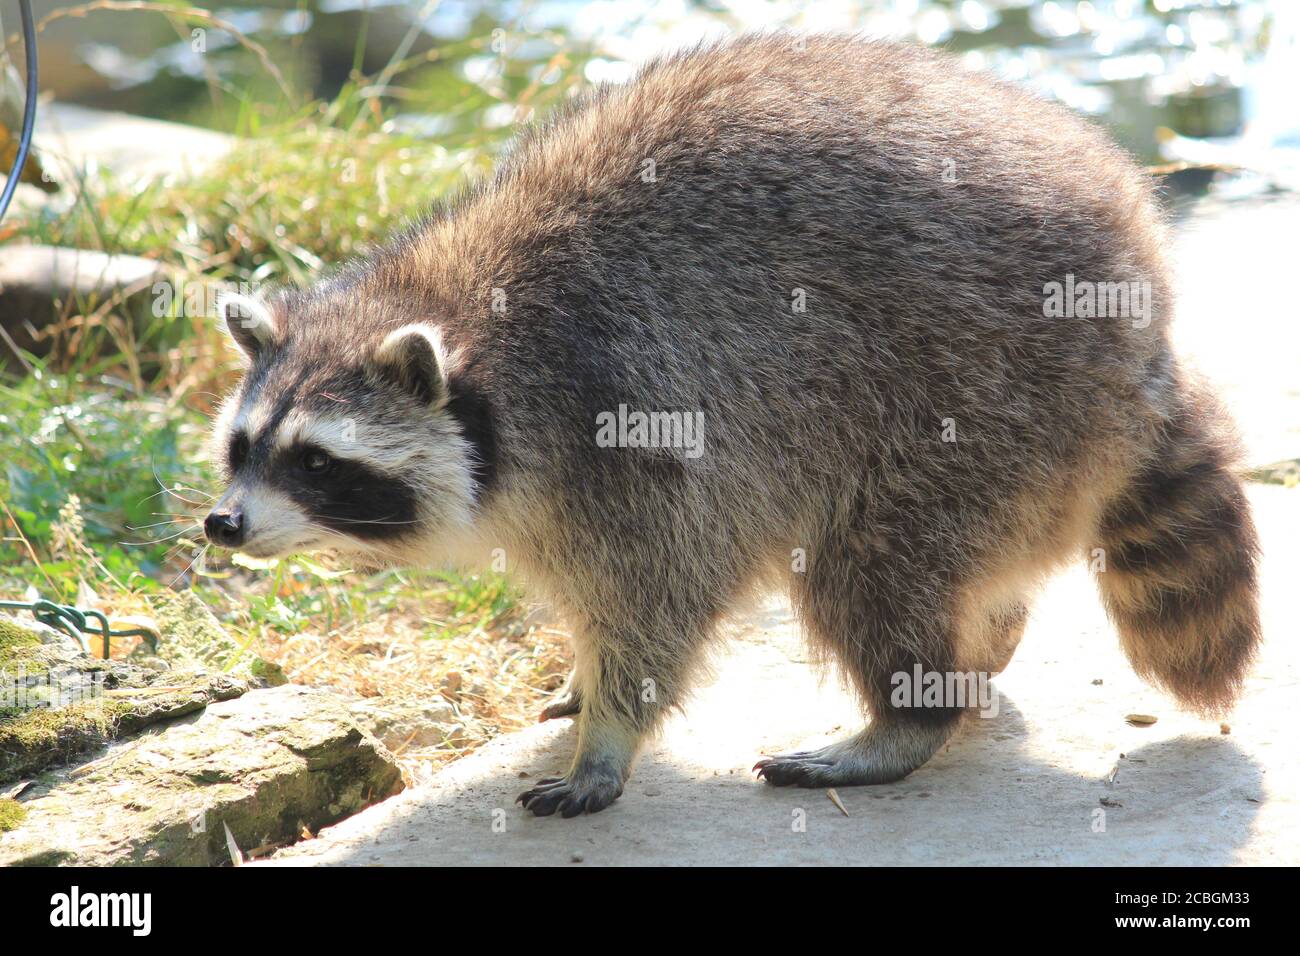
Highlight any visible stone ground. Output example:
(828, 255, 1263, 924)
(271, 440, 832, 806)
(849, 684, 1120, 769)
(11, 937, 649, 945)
(267, 191, 1300, 866)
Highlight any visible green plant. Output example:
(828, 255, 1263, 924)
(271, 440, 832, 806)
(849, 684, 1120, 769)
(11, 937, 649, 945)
(0, 10, 581, 764)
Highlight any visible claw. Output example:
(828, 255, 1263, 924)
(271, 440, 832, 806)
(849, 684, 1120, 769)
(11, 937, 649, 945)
(517, 774, 624, 817)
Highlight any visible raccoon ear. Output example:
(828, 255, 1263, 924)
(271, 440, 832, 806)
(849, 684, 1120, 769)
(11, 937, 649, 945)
(371, 324, 449, 407)
(217, 292, 278, 360)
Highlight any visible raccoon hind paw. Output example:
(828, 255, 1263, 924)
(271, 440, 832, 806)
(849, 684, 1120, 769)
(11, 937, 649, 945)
(538, 690, 583, 722)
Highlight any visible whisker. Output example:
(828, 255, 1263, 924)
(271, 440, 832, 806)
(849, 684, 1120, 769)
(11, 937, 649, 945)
(147, 465, 215, 507)
(119, 526, 198, 547)
(128, 517, 201, 531)
(161, 540, 199, 565)
(167, 543, 209, 589)
(162, 488, 214, 507)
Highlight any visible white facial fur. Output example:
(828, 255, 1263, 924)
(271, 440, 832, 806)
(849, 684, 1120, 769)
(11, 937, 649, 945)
(209, 483, 317, 559)
(209, 395, 480, 568)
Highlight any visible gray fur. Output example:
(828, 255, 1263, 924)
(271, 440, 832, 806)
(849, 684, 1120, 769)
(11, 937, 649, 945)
(208, 35, 1261, 816)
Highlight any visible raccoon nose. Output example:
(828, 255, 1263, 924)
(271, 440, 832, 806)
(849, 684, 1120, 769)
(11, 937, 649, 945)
(204, 509, 245, 547)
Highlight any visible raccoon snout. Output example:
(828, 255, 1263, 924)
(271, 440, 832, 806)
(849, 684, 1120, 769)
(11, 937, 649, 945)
(204, 508, 245, 548)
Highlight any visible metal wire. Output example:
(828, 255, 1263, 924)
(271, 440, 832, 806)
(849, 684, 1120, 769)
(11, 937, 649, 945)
(0, 598, 160, 658)
(0, 0, 38, 224)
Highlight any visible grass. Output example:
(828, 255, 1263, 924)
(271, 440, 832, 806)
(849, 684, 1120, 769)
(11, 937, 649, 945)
(0, 17, 586, 778)
(0, 798, 27, 832)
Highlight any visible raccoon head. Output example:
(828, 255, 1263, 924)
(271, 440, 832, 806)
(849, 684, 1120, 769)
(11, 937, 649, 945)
(204, 292, 487, 566)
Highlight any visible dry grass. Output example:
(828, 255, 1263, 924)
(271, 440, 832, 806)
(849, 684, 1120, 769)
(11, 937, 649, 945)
(253, 589, 572, 782)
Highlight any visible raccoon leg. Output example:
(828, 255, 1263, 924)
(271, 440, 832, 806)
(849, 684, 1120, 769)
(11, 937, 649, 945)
(754, 715, 963, 787)
(516, 666, 657, 816)
(757, 535, 967, 787)
(518, 610, 713, 816)
(981, 600, 1028, 676)
(516, 707, 634, 817)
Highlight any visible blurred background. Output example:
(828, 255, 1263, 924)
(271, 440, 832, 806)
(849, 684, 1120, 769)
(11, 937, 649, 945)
(0, 1, 1295, 790)
(10, 0, 1300, 163)
(5, 0, 1298, 287)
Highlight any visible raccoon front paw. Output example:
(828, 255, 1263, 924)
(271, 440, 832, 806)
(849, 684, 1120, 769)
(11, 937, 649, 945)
(538, 689, 582, 722)
(516, 772, 622, 817)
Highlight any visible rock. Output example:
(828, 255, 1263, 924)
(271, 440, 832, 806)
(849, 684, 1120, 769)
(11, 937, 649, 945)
(1, 614, 250, 785)
(143, 590, 287, 687)
(0, 685, 403, 866)
(34, 102, 235, 186)
(0, 245, 170, 358)
(348, 697, 458, 752)
(0, 244, 164, 299)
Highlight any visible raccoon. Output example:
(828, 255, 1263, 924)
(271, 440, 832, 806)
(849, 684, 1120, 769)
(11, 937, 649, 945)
(206, 35, 1261, 817)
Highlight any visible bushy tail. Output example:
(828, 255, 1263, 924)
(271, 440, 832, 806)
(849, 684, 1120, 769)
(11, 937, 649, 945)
(1094, 386, 1261, 716)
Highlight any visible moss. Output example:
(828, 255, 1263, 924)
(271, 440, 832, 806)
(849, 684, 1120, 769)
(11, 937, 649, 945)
(0, 798, 27, 832)
(147, 591, 283, 686)
(7, 659, 50, 681)
(0, 701, 113, 746)
(249, 658, 288, 687)
(0, 619, 41, 664)
(1, 683, 55, 713)
(0, 701, 115, 784)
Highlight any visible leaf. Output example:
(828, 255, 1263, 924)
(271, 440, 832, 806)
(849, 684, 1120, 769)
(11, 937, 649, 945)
(223, 822, 244, 867)
(231, 552, 279, 571)
(293, 554, 350, 580)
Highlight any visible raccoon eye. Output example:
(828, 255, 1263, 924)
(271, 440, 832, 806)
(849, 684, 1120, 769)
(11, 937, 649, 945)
(300, 449, 333, 474)
(228, 433, 249, 472)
